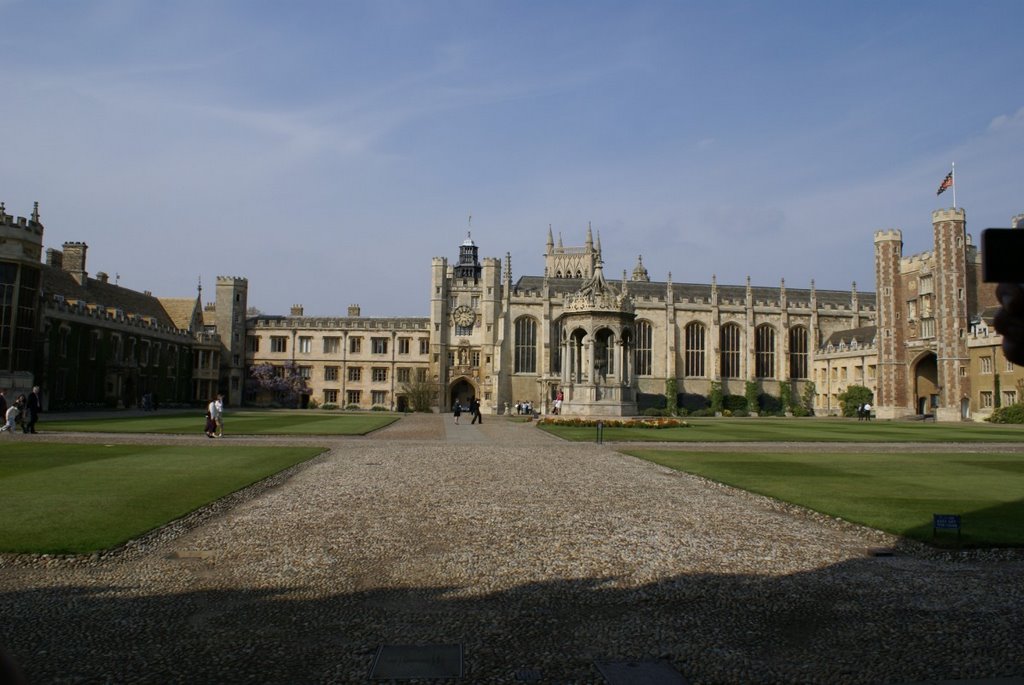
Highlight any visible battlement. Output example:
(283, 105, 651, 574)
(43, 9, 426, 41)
(873, 229, 903, 243)
(932, 207, 966, 223)
(0, 201, 45, 240)
(44, 294, 193, 340)
(1012, 213, 1024, 229)
(216, 276, 247, 285)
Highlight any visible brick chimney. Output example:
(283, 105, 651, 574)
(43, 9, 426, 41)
(348, 304, 361, 317)
(46, 248, 63, 269)
(290, 304, 304, 316)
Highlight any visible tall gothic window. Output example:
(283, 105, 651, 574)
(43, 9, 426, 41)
(636, 320, 652, 376)
(789, 325, 809, 379)
(720, 323, 741, 378)
(755, 324, 776, 378)
(514, 317, 537, 373)
(550, 320, 563, 374)
(684, 322, 705, 377)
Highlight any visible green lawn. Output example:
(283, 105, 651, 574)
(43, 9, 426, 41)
(540, 417, 1024, 443)
(625, 448, 1024, 547)
(41, 410, 399, 435)
(0, 443, 324, 554)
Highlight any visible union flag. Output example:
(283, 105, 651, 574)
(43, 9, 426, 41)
(936, 171, 953, 195)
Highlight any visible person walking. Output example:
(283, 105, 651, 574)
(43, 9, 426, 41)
(1, 397, 20, 433)
(470, 397, 482, 424)
(453, 401, 462, 425)
(0, 388, 7, 421)
(23, 386, 40, 434)
(208, 394, 224, 437)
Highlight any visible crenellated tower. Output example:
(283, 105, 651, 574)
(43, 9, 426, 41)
(873, 228, 905, 416)
(931, 208, 969, 420)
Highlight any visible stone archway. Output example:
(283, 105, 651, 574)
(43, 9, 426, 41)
(449, 378, 476, 412)
(913, 352, 938, 415)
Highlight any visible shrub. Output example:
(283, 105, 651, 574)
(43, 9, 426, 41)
(321, 403, 338, 410)
(537, 417, 689, 429)
(745, 381, 760, 414)
(838, 385, 873, 417)
(306, 397, 320, 409)
(780, 382, 793, 413)
(801, 381, 816, 416)
(723, 394, 747, 412)
(665, 379, 678, 416)
(791, 405, 811, 417)
(986, 403, 1024, 423)
(690, 408, 713, 417)
(678, 393, 709, 412)
(732, 409, 749, 417)
(709, 382, 723, 414)
(370, 405, 389, 412)
(759, 393, 784, 416)
(637, 393, 667, 411)
(345, 404, 360, 410)
(643, 407, 667, 417)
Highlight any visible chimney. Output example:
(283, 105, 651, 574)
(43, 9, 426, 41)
(62, 242, 88, 285)
(348, 304, 361, 317)
(96, 272, 109, 284)
(290, 304, 304, 316)
(46, 248, 63, 269)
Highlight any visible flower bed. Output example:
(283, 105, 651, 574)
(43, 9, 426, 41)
(536, 416, 689, 429)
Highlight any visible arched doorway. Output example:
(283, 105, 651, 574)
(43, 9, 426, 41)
(914, 352, 938, 415)
(449, 378, 475, 412)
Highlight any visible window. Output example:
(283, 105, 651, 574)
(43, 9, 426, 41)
(371, 390, 388, 406)
(247, 335, 260, 353)
(720, 323, 742, 378)
(514, 317, 537, 373)
(324, 389, 338, 404)
(636, 321, 653, 376)
(684, 322, 705, 377)
(372, 337, 388, 354)
(755, 325, 776, 378)
(919, 275, 934, 294)
(1003, 390, 1017, 406)
(372, 367, 388, 382)
(298, 366, 312, 380)
(271, 336, 287, 353)
(1007, 360, 1015, 372)
(325, 366, 339, 381)
(920, 318, 935, 339)
(455, 321, 473, 336)
(346, 390, 361, 405)
(90, 331, 100, 360)
(980, 391, 993, 408)
(907, 300, 917, 320)
(398, 337, 410, 354)
(348, 367, 362, 382)
(981, 356, 993, 374)
(323, 337, 340, 354)
(140, 341, 150, 366)
(59, 328, 69, 357)
(298, 336, 312, 353)
(471, 351, 480, 367)
(416, 368, 427, 382)
(397, 367, 410, 383)
(789, 326, 809, 379)
(550, 320, 563, 374)
(471, 295, 480, 308)
(419, 338, 429, 355)
(349, 337, 362, 353)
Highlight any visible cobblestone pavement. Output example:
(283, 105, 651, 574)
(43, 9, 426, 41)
(1, 415, 1023, 684)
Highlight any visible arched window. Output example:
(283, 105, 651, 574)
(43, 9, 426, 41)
(720, 323, 741, 378)
(514, 317, 537, 373)
(636, 320, 652, 375)
(684, 322, 705, 377)
(550, 319, 563, 374)
(789, 325, 809, 379)
(755, 324, 776, 378)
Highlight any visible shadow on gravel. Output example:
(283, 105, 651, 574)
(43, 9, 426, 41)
(2, 557, 1022, 684)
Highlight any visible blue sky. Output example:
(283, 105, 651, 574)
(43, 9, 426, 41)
(1, 0, 1022, 316)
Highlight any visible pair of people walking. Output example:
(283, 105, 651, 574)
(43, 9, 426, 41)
(1, 387, 40, 434)
(205, 394, 224, 438)
(453, 398, 483, 424)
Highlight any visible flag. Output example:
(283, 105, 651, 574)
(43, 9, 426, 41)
(936, 171, 953, 195)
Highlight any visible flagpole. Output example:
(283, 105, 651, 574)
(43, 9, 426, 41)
(951, 162, 956, 209)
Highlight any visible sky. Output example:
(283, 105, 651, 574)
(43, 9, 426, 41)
(1, 1, 1022, 317)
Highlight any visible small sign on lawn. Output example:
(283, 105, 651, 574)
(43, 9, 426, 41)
(933, 513, 961, 540)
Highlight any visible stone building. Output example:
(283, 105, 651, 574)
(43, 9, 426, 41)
(244, 304, 431, 410)
(0, 202, 44, 398)
(429, 226, 875, 415)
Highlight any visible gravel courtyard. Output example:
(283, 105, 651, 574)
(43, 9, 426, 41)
(1, 414, 1022, 684)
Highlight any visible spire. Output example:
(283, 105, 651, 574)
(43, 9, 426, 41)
(31, 201, 39, 223)
(596, 230, 602, 258)
(558, 232, 563, 248)
(586, 222, 593, 250)
(631, 255, 650, 282)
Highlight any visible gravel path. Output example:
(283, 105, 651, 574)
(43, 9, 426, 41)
(1, 415, 1023, 684)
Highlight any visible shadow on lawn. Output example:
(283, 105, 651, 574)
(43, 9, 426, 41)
(1, 556, 1022, 684)
(901, 496, 1024, 549)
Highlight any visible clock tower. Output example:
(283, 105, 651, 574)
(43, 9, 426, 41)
(430, 232, 502, 414)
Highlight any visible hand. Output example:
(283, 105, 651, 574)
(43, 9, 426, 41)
(993, 283, 1024, 365)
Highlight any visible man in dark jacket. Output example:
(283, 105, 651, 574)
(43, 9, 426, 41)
(24, 386, 40, 434)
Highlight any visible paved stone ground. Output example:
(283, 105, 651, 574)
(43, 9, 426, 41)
(1, 414, 1023, 684)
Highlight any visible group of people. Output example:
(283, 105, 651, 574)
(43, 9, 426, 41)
(0, 387, 41, 434)
(452, 397, 483, 425)
(205, 394, 224, 438)
(856, 402, 873, 421)
(514, 400, 534, 415)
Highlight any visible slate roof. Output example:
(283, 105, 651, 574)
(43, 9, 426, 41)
(511, 276, 875, 308)
(821, 326, 878, 349)
(42, 266, 179, 329)
(158, 297, 201, 331)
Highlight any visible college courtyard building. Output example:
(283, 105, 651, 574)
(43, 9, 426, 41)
(2, 199, 1019, 420)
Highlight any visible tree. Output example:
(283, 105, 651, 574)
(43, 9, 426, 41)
(248, 361, 310, 408)
(709, 381, 723, 414)
(400, 376, 437, 413)
(665, 379, 678, 416)
(837, 384, 873, 417)
(745, 381, 760, 415)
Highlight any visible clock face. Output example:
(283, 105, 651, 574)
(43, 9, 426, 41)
(453, 305, 475, 327)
